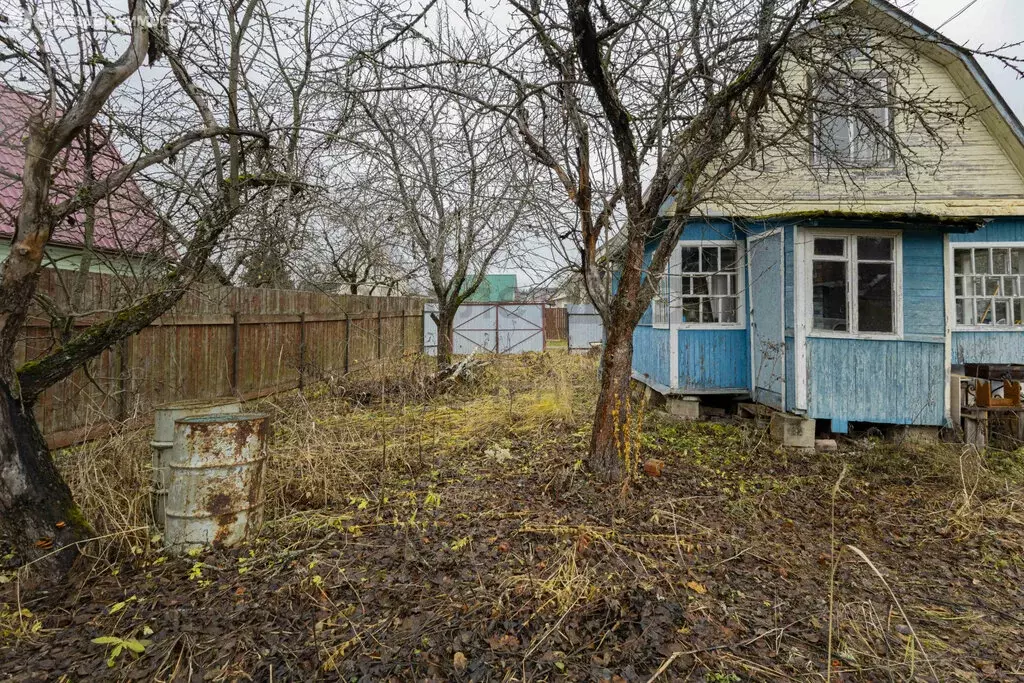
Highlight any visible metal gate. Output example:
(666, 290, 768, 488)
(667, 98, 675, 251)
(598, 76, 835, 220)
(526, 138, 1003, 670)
(424, 303, 546, 355)
(567, 304, 603, 351)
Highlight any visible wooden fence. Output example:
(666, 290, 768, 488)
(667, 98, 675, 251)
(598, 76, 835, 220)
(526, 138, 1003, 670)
(15, 269, 424, 448)
(543, 307, 568, 341)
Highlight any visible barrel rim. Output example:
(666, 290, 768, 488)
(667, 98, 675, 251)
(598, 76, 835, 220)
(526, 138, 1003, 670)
(176, 413, 268, 425)
(155, 398, 241, 411)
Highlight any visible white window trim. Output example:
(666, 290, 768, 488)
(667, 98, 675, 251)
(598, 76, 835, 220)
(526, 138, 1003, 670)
(803, 229, 904, 340)
(949, 241, 1024, 332)
(653, 240, 746, 331)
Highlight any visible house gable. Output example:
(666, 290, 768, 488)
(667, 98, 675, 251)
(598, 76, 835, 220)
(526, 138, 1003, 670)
(702, 0, 1024, 218)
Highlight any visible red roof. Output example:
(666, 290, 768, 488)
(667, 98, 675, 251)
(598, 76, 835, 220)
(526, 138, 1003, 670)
(0, 87, 165, 257)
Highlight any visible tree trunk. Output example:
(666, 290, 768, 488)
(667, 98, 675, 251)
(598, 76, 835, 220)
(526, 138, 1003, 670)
(588, 310, 636, 482)
(0, 379, 90, 574)
(434, 308, 455, 371)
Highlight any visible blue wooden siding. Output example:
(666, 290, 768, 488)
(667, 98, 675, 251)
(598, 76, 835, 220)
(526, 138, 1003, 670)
(953, 332, 1024, 364)
(807, 337, 946, 425)
(950, 217, 1024, 243)
(902, 230, 946, 339)
(633, 325, 671, 387)
(677, 329, 749, 391)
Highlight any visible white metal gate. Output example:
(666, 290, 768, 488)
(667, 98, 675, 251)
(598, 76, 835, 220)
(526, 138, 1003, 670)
(567, 304, 603, 351)
(424, 303, 546, 355)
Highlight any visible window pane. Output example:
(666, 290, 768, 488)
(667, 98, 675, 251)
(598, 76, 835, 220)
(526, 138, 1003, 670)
(813, 260, 848, 331)
(1012, 249, 1023, 274)
(1005, 276, 1018, 297)
(680, 247, 699, 273)
(857, 236, 892, 261)
(858, 262, 894, 332)
(720, 298, 739, 323)
(720, 247, 738, 269)
(978, 300, 993, 324)
(699, 299, 712, 323)
(956, 299, 968, 325)
(975, 249, 990, 274)
(954, 249, 972, 275)
(995, 300, 1010, 325)
(814, 238, 845, 256)
(994, 249, 1010, 274)
(954, 277, 964, 296)
(701, 248, 718, 272)
(987, 277, 1002, 296)
(710, 274, 730, 295)
(693, 277, 709, 295)
(728, 274, 738, 295)
(1015, 300, 1023, 325)
(681, 297, 700, 323)
(817, 114, 851, 161)
(973, 277, 985, 296)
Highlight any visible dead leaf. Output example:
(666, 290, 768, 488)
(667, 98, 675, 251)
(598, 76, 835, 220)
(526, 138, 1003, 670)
(686, 580, 707, 594)
(453, 651, 468, 671)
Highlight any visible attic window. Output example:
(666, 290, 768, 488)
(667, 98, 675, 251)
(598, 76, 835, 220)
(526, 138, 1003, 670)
(954, 247, 1024, 327)
(813, 75, 893, 168)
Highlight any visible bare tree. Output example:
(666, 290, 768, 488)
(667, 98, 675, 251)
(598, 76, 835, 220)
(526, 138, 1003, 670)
(0, 0, 379, 574)
(355, 56, 541, 369)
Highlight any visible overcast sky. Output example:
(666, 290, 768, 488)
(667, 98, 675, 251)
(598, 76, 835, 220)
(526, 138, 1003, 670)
(903, 0, 1024, 119)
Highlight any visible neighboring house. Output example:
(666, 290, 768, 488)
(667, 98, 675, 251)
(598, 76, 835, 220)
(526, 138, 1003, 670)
(0, 87, 166, 274)
(631, 0, 1024, 433)
(464, 274, 517, 302)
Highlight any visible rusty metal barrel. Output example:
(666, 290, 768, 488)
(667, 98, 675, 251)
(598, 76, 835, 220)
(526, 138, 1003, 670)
(164, 413, 269, 552)
(150, 399, 241, 529)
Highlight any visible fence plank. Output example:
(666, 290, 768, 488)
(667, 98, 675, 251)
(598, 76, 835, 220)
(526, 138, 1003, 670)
(18, 269, 425, 448)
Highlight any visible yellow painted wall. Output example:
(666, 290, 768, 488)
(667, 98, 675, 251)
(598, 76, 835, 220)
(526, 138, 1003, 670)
(705, 28, 1024, 217)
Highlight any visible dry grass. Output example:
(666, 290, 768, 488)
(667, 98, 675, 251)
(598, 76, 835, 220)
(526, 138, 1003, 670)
(49, 351, 593, 567)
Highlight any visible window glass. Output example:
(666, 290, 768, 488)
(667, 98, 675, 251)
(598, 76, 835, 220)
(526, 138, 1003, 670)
(857, 236, 891, 261)
(680, 247, 699, 273)
(813, 260, 848, 331)
(700, 248, 718, 273)
(814, 238, 845, 256)
(857, 262, 894, 332)
(954, 247, 1024, 327)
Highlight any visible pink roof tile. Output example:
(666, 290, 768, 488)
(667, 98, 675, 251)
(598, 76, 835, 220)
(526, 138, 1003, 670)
(0, 87, 166, 257)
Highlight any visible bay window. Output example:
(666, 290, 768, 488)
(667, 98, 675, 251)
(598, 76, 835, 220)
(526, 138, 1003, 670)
(953, 246, 1024, 327)
(809, 233, 900, 335)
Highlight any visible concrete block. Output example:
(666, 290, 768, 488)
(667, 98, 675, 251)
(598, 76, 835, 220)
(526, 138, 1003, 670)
(815, 438, 838, 452)
(769, 412, 815, 450)
(666, 396, 700, 420)
(888, 425, 941, 445)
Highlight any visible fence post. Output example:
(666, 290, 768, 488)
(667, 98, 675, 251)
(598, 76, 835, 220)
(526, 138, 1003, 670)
(116, 337, 129, 420)
(298, 311, 306, 391)
(344, 312, 351, 375)
(494, 305, 500, 354)
(231, 311, 240, 395)
(377, 310, 383, 360)
(400, 310, 407, 355)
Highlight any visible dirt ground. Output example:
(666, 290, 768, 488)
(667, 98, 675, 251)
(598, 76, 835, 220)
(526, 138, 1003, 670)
(2, 351, 1023, 682)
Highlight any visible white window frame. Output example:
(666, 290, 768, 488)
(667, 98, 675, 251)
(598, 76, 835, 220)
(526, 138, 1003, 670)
(803, 229, 903, 340)
(949, 242, 1024, 332)
(812, 74, 894, 169)
(653, 240, 746, 331)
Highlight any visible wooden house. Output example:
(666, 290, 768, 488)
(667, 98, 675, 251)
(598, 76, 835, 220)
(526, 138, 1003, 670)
(632, 0, 1024, 433)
